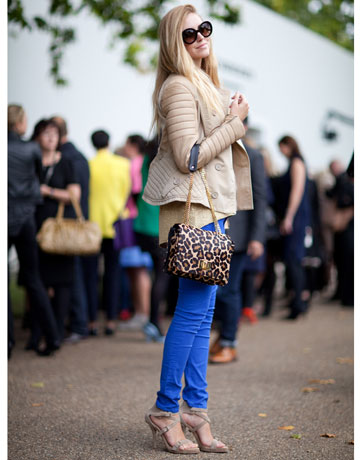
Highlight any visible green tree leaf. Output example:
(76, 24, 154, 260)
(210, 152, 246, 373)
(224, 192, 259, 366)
(8, 0, 353, 86)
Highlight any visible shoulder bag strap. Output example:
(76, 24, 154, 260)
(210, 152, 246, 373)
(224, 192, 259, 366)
(183, 144, 221, 233)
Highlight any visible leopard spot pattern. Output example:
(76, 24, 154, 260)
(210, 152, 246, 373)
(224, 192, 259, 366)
(164, 223, 235, 286)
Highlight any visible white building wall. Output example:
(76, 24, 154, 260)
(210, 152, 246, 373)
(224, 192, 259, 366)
(8, 0, 353, 173)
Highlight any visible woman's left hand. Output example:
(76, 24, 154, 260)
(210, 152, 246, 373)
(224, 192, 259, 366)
(229, 92, 249, 121)
(280, 215, 293, 235)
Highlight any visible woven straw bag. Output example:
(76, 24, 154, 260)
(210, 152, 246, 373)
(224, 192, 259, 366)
(37, 193, 102, 256)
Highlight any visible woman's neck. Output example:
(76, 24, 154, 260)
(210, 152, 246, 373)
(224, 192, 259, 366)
(42, 149, 58, 165)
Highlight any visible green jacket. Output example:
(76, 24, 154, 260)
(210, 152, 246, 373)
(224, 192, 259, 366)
(134, 155, 159, 237)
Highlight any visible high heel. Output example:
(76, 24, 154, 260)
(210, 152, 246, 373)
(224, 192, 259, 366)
(25, 342, 39, 352)
(143, 322, 165, 343)
(145, 404, 200, 454)
(283, 310, 304, 320)
(180, 401, 228, 453)
(36, 343, 60, 357)
(88, 328, 98, 336)
(104, 327, 115, 336)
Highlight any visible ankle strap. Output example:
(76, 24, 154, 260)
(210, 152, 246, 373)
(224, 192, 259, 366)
(157, 418, 179, 435)
(181, 402, 209, 416)
(180, 401, 211, 430)
(147, 403, 179, 419)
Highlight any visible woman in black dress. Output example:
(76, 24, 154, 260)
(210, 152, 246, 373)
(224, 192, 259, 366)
(32, 119, 81, 343)
(277, 135, 310, 319)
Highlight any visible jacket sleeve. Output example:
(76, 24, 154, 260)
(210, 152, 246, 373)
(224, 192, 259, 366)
(248, 151, 267, 244)
(32, 142, 43, 180)
(160, 82, 245, 174)
(117, 159, 132, 218)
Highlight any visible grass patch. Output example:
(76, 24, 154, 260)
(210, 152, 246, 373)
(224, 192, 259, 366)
(9, 274, 26, 318)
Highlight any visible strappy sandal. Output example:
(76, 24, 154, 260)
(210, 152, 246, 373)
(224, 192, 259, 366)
(145, 404, 200, 454)
(180, 401, 229, 453)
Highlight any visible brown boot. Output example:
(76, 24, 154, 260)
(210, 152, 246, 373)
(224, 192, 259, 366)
(209, 336, 222, 356)
(209, 347, 237, 364)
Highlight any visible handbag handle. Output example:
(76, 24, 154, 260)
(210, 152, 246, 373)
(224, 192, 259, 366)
(183, 144, 221, 233)
(56, 189, 84, 222)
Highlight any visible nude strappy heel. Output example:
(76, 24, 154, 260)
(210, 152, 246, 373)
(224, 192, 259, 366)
(145, 404, 200, 454)
(180, 401, 229, 453)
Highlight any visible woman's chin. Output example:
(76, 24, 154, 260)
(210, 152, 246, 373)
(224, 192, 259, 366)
(197, 49, 210, 60)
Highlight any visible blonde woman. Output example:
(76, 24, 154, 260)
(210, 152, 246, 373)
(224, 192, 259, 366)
(143, 4, 252, 454)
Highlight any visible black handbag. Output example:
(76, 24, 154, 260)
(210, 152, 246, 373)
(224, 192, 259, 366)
(164, 145, 235, 286)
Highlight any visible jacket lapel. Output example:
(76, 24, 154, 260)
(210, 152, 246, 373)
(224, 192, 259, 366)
(197, 87, 230, 136)
(218, 88, 230, 115)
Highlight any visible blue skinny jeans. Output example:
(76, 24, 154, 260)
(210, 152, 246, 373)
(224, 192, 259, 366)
(156, 219, 226, 413)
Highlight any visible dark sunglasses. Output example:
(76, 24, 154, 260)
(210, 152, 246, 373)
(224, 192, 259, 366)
(182, 21, 213, 45)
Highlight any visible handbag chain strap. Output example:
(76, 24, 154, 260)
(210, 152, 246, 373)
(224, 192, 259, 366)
(183, 172, 195, 225)
(200, 169, 221, 233)
(183, 169, 221, 233)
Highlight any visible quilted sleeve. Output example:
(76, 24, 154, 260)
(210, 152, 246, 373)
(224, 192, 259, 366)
(161, 82, 245, 174)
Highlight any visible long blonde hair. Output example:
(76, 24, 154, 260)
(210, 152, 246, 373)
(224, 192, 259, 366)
(152, 4, 224, 132)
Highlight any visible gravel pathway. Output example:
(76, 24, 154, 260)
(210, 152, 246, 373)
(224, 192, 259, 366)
(8, 299, 354, 460)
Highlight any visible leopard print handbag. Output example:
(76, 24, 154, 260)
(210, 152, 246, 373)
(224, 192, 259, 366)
(164, 157, 235, 286)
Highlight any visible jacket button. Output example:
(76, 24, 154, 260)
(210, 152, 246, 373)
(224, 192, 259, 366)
(211, 192, 218, 199)
(173, 178, 180, 185)
(215, 164, 222, 171)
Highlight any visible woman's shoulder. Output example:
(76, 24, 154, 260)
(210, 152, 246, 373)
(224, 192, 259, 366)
(290, 155, 307, 176)
(164, 73, 194, 87)
(290, 155, 306, 171)
(291, 153, 305, 164)
(161, 74, 197, 99)
(159, 75, 198, 116)
(55, 152, 69, 169)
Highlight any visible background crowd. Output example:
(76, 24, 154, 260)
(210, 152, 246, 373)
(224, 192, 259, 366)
(7, 104, 354, 360)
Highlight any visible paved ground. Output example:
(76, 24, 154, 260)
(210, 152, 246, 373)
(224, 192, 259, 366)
(8, 297, 354, 460)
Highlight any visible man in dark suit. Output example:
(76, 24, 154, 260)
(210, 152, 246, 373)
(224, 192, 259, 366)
(8, 105, 60, 357)
(50, 116, 89, 219)
(51, 116, 90, 342)
(210, 119, 267, 363)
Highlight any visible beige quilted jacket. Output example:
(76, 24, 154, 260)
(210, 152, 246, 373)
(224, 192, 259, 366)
(143, 74, 253, 245)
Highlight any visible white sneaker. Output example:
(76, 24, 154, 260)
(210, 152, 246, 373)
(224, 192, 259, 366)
(64, 333, 85, 344)
(118, 315, 148, 331)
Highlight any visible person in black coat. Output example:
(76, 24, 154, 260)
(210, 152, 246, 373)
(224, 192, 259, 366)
(50, 116, 89, 218)
(210, 121, 267, 364)
(326, 158, 354, 306)
(8, 105, 60, 357)
(50, 116, 90, 342)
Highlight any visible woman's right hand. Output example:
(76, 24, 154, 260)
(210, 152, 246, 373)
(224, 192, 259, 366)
(280, 215, 294, 235)
(40, 184, 52, 197)
(229, 92, 249, 121)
